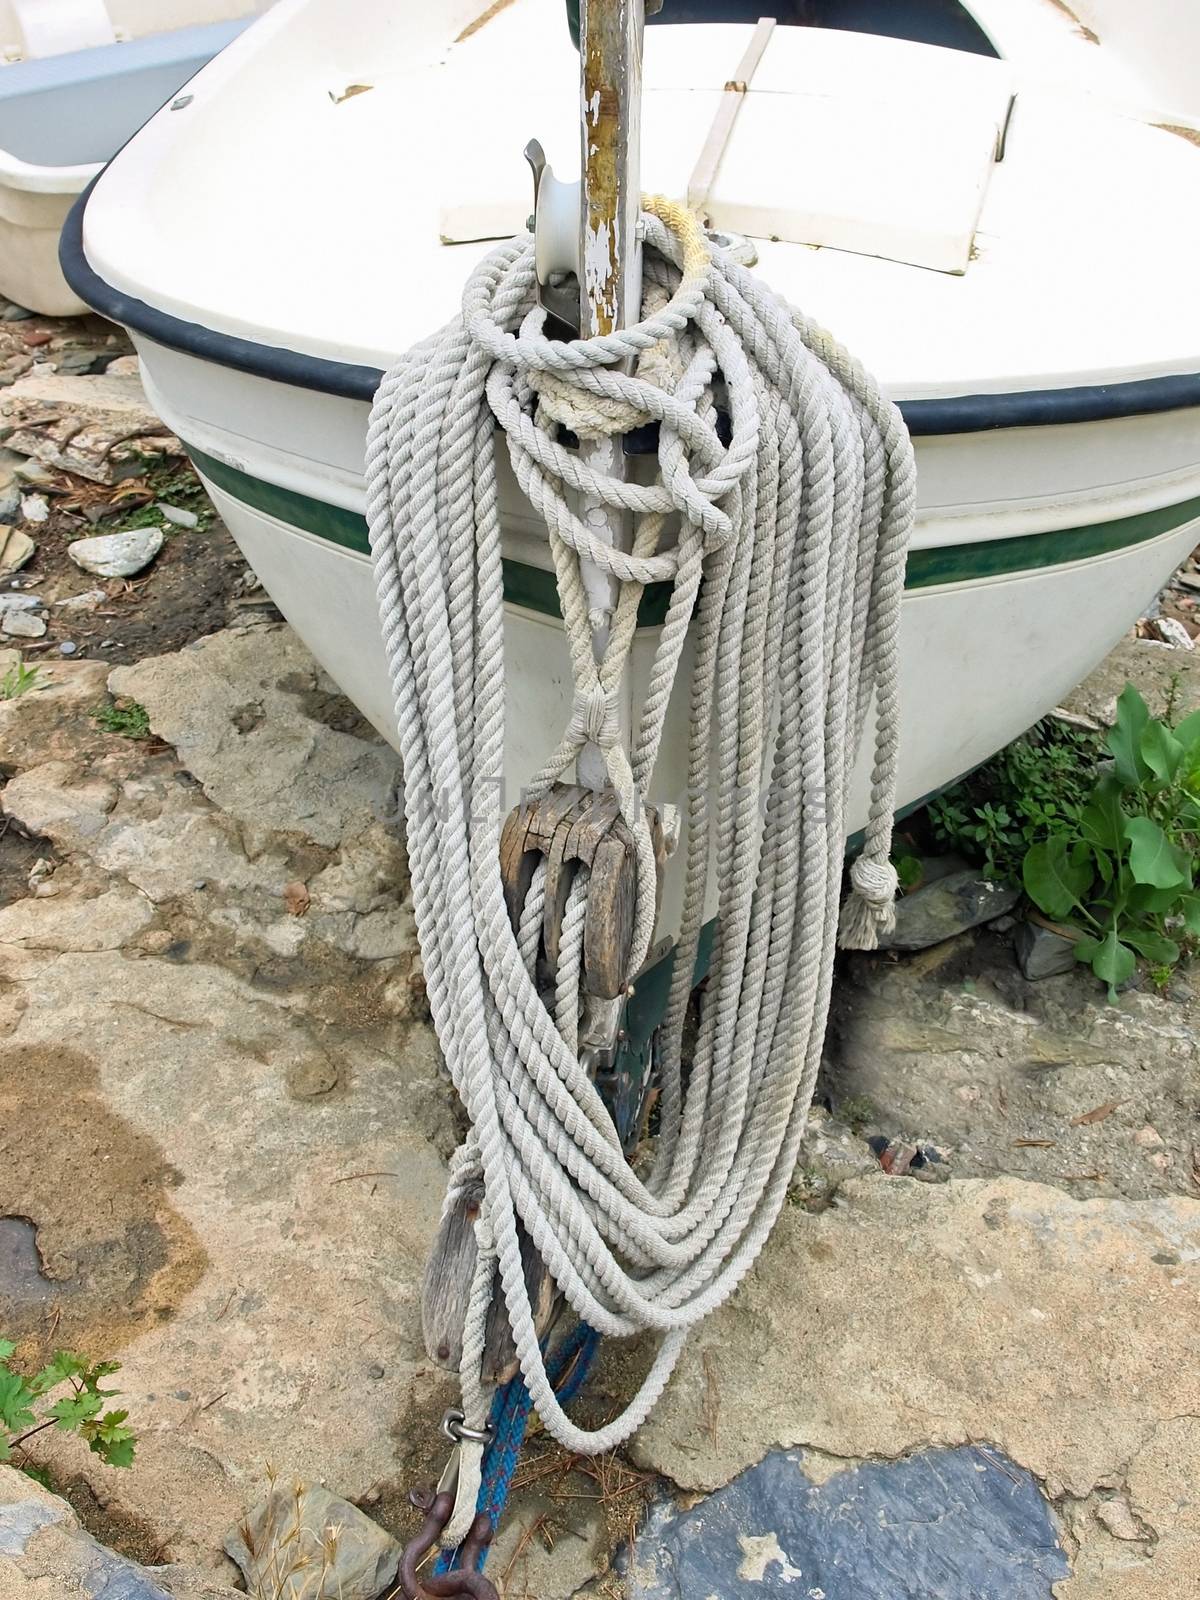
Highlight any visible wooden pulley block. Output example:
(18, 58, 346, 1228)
(498, 781, 666, 999)
(421, 1179, 558, 1384)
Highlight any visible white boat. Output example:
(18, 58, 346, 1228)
(62, 0, 1200, 938)
(0, 0, 266, 315)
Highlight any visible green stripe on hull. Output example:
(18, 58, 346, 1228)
(186, 443, 1200, 621)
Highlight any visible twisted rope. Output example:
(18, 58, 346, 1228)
(365, 197, 914, 1456)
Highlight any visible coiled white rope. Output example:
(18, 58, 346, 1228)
(365, 198, 914, 1458)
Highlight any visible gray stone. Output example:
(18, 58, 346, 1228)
(69, 526, 165, 579)
(57, 587, 107, 612)
(157, 502, 199, 529)
(110, 628, 402, 849)
(2, 761, 119, 844)
(1015, 920, 1079, 980)
(224, 1483, 402, 1600)
(0, 1489, 65, 1555)
(880, 869, 1020, 951)
(1, 609, 45, 637)
(629, 1445, 1069, 1599)
(0, 591, 42, 614)
(0, 883, 154, 951)
(0, 371, 182, 484)
(0, 525, 35, 574)
(0, 1466, 236, 1597)
(14, 457, 53, 486)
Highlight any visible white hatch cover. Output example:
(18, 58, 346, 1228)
(439, 19, 1014, 276)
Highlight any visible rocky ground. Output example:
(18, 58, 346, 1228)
(0, 316, 1197, 1600)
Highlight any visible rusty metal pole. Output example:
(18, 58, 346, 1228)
(575, 0, 644, 791)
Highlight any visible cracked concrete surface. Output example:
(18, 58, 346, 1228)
(0, 625, 1196, 1598)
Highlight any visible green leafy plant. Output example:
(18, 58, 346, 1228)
(1021, 685, 1200, 996)
(0, 661, 41, 700)
(0, 1340, 137, 1474)
(108, 463, 216, 535)
(890, 837, 924, 893)
(90, 697, 151, 739)
(929, 719, 1099, 883)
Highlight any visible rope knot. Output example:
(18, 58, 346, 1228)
(531, 369, 646, 441)
(838, 855, 899, 951)
(569, 684, 622, 750)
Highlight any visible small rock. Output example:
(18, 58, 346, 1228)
(1014, 921, 1079, 981)
(0, 525, 34, 574)
(20, 492, 48, 524)
(56, 588, 105, 612)
(286, 1056, 340, 1100)
(157, 501, 199, 529)
(14, 458, 52, 485)
(868, 1136, 948, 1181)
(1134, 1126, 1165, 1151)
(283, 879, 311, 916)
(880, 870, 1020, 952)
(1, 610, 46, 637)
(105, 354, 140, 377)
(52, 348, 104, 377)
(1095, 1496, 1147, 1541)
(1148, 615, 1195, 650)
(225, 1483, 402, 1600)
(367, 1363, 385, 1379)
(58, 641, 77, 656)
(68, 526, 164, 579)
(875, 1137, 920, 1175)
(1, 302, 34, 320)
(0, 591, 42, 614)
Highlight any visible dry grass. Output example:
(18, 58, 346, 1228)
(496, 1423, 657, 1598)
(231, 1468, 343, 1600)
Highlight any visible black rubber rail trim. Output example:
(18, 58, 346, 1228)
(61, 181, 1200, 433)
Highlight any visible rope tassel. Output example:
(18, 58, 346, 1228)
(365, 200, 914, 1457)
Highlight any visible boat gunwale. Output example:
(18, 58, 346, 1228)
(59, 179, 1200, 437)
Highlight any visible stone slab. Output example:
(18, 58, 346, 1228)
(629, 1445, 1069, 1599)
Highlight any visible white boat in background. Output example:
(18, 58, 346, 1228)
(61, 0, 1200, 936)
(0, 0, 266, 315)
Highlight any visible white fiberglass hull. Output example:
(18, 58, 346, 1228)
(62, 0, 1200, 938)
(130, 335, 1200, 934)
(0, 13, 254, 314)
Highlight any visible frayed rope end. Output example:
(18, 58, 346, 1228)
(838, 855, 899, 952)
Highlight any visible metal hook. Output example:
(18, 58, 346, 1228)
(398, 1486, 500, 1600)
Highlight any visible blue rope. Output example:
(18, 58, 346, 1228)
(433, 1322, 600, 1575)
